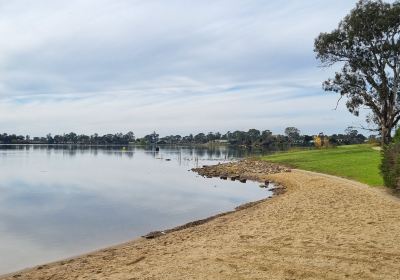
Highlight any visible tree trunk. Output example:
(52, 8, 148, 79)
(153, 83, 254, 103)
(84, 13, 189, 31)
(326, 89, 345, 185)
(382, 126, 392, 146)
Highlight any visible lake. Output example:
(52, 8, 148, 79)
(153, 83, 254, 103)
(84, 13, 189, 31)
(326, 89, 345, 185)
(0, 145, 272, 274)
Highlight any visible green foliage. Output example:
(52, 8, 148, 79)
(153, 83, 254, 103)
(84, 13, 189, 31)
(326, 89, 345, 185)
(263, 144, 383, 186)
(380, 127, 400, 189)
(314, 0, 400, 144)
(284, 127, 300, 141)
(380, 143, 400, 189)
(392, 128, 400, 144)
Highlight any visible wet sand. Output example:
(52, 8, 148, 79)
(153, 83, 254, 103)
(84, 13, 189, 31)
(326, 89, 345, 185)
(2, 162, 400, 280)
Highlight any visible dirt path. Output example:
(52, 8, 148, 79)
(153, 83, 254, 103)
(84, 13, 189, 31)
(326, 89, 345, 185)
(2, 167, 400, 280)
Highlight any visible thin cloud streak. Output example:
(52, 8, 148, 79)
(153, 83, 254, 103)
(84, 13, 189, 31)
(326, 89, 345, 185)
(0, 84, 363, 136)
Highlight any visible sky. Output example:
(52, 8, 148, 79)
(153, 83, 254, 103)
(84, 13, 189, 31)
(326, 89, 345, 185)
(0, 0, 371, 137)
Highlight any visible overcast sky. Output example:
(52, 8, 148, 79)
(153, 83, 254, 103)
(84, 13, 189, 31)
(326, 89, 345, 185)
(0, 0, 369, 137)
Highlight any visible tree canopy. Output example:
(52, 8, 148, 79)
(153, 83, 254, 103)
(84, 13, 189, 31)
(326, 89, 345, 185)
(314, 0, 400, 144)
(0, 127, 368, 147)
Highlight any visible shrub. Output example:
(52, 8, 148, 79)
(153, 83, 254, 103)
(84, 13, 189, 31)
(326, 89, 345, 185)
(381, 130, 400, 189)
(393, 128, 400, 144)
(313, 134, 330, 149)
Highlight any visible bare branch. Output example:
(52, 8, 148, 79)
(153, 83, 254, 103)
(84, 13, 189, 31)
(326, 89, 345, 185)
(333, 95, 343, 110)
(357, 124, 380, 132)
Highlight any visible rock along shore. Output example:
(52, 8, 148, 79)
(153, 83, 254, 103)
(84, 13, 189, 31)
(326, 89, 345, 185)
(192, 159, 290, 195)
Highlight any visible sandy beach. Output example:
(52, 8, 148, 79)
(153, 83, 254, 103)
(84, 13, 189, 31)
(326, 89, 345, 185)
(2, 161, 400, 280)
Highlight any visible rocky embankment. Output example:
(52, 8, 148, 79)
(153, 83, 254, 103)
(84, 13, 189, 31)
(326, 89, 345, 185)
(192, 159, 290, 195)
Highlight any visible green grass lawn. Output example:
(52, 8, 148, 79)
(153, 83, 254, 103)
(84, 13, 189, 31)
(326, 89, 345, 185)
(262, 144, 383, 186)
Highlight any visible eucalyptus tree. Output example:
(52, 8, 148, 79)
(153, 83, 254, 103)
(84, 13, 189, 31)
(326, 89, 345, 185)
(315, 0, 400, 144)
(284, 127, 301, 142)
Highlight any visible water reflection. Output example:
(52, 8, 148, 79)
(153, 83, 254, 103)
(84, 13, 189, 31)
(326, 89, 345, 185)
(0, 145, 272, 274)
(0, 144, 276, 160)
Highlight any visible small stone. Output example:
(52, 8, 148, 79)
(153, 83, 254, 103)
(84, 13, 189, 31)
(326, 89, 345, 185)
(143, 231, 166, 239)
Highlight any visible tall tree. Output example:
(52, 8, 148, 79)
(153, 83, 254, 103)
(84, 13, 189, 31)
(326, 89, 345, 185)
(284, 127, 300, 142)
(314, 0, 400, 145)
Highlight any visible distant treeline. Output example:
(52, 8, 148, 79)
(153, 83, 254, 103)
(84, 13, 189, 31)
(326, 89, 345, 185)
(0, 127, 372, 147)
(0, 132, 135, 145)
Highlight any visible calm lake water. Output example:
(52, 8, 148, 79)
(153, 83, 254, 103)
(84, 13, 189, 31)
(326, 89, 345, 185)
(0, 145, 272, 274)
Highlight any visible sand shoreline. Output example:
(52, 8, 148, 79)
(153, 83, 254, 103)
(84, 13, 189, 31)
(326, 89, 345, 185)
(2, 161, 400, 279)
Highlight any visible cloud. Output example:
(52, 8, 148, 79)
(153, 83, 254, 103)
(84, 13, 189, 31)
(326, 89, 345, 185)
(0, 0, 366, 136)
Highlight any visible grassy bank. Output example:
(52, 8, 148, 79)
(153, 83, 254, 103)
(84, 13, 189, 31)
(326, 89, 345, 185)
(262, 144, 383, 186)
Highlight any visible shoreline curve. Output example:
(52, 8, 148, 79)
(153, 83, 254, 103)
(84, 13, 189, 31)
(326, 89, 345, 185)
(2, 161, 400, 280)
